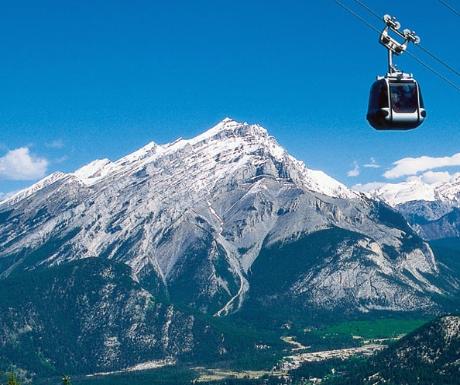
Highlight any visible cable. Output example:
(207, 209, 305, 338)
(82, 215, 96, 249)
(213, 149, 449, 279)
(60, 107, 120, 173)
(351, 0, 381, 21)
(333, 0, 460, 93)
(417, 44, 460, 78)
(334, 0, 380, 34)
(405, 50, 460, 92)
(350, 0, 460, 78)
(354, 0, 460, 20)
(438, 0, 460, 17)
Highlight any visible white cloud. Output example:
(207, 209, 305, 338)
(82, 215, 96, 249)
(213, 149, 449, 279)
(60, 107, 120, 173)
(363, 157, 380, 169)
(418, 171, 454, 184)
(46, 139, 65, 149)
(347, 161, 360, 177)
(384, 152, 460, 179)
(0, 147, 48, 181)
(402, 170, 460, 185)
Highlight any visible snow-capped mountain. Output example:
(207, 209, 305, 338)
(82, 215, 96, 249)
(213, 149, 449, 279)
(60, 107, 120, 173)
(0, 119, 458, 376)
(358, 176, 460, 239)
(358, 179, 439, 207)
(0, 118, 455, 313)
(358, 174, 460, 208)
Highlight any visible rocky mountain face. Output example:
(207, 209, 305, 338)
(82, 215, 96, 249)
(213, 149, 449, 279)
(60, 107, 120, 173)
(0, 119, 458, 376)
(331, 315, 460, 385)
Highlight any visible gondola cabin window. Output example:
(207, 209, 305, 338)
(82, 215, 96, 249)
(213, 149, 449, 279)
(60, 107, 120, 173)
(390, 83, 418, 113)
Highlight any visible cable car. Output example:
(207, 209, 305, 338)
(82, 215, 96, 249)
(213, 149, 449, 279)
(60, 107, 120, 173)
(367, 74, 426, 130)
(366, 14, 426, 130)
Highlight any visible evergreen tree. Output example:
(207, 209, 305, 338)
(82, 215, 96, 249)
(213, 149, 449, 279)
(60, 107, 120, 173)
(6, 372, 20, 385)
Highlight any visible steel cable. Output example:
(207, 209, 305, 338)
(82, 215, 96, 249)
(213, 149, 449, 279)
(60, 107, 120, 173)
(334, 0, 460, 93)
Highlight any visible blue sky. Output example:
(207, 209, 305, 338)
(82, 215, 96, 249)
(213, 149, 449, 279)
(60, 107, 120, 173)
(1, 0, 460, 197)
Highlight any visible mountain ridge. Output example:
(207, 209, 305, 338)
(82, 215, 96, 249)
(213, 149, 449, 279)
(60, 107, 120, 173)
(1, 118, 354, 207)
(359, 176, 460, 240)
(356, 173, 460, 208)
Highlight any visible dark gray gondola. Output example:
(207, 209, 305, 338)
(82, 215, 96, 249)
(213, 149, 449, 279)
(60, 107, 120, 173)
(367, 76, 426, 130)
(367, 14, 427, 131)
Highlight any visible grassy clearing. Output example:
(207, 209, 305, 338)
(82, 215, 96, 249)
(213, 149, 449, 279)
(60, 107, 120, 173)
(313, 318, 429, 340)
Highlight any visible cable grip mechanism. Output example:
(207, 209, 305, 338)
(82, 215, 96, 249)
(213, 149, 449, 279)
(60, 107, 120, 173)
(380, 14, 420, 74)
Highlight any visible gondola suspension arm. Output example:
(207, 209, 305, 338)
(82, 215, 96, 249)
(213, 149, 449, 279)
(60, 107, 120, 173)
(379, 15, 420, 75)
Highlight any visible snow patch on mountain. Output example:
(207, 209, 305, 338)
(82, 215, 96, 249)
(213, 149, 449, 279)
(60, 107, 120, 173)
(74, 159, 113, 185)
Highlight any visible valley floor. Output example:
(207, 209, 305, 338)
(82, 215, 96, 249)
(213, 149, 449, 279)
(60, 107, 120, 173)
(56, 317, 429, 385)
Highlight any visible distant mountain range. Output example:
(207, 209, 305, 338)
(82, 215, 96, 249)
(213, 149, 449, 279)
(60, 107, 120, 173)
(360, 176, 460, 240)
(1, 119, 459, 378)
(359, 175, 460, 208)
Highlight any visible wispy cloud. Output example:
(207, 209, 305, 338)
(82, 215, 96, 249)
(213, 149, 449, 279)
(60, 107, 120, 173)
(384, 152, 460, 179)
(46, 139, 65, 149)
(363, 157, 380, 169)
(0, 147, 48, 181)
(347, 161, 360, 177)
(53, 155, 69, 164)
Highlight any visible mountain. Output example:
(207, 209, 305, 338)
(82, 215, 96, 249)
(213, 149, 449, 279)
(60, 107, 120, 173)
(360, 177, 460, 240)
(328, 315, 460, 385)
(359, 175, 460, 208)
(0, 118, 458, 377)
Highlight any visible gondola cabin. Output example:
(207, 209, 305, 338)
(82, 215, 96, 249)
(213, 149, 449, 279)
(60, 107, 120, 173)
(367, 75, 426, 130)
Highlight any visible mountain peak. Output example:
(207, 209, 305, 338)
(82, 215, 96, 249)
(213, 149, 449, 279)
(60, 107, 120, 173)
(194, 118, 269, 143)
(74, 158, 113, 185)
(221, 117, 236, 124)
